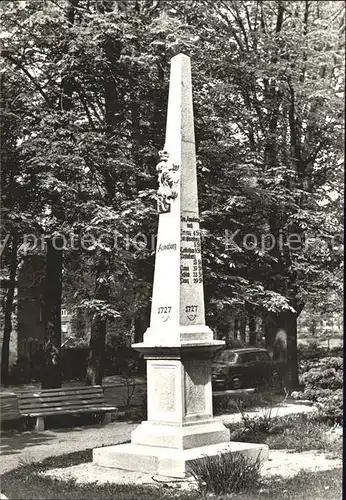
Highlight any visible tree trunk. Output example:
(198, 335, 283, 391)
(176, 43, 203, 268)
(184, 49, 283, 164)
(85, 252, 110, 386)
(264, 310, 299, 389)
(248, 311, 257, 346)
(239, 316, 246, 344)
(310, 318, 317, 336)
(85, 310, 107, 386)
(103, 35, 122, 135)
(40, 0, 77, 389)
(134, 256, 153, 343)
(264, 311, 276, 352)
(84, 18, 121, 385)
(1, 232, 18, 385)
(134, 306, 150, 344)
(233, 317, 239, 341)
(42, 238, 63, 389)
(284, 310, 299, 389)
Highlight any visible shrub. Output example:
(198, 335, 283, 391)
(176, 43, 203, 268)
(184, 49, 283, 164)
(298, 341, 328, 361)
(227, 425, 268, 444)
(234, 391, 287, 436)
(329, 345, 343, 357)
(213, 395, 237, 415)
(227, 412, 342, 457)
(299, 357, 343, 393)
(239, 405, 278, 435)
(103, 346, 142, 376)
(133, 393, 147, 421)
(296, 356, 343, 425)
(266, 413, 342, 456)
(119, 371, 137, 408)
(213, 391, 280, 416)
(188, 451, 263, 495)
(301, 366, 342, 390)
(314, 390, 343, 425)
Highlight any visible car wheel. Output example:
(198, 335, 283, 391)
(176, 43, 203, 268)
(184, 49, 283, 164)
(231, 376, 242, 390)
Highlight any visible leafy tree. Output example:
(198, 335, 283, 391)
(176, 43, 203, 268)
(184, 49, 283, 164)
(1, 0, 343, 390)
(0, 50, 42, 383)
(1, 0, 166, 384)
(151, 0, 344, 386)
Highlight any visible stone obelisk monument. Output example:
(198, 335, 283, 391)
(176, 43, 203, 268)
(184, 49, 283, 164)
(93, 54, 267, 477)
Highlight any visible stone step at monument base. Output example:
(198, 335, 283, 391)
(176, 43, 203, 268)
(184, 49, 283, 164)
(131, 420, 230, 449)
(93, 441, 269, 478)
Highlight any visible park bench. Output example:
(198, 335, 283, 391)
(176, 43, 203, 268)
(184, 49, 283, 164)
(18, 385, 117, 431)
(0, 392, 21, 426)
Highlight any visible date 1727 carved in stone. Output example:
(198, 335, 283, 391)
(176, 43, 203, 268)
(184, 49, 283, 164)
(92, 53, 268, 478)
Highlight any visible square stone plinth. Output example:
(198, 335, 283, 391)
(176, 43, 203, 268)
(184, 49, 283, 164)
(131, 420, 230, 449)
(93, 441, 269, 478)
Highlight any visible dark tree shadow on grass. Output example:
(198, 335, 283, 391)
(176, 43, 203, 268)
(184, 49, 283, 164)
(0, 414, 108, 458)
(1, 430, 54, 457)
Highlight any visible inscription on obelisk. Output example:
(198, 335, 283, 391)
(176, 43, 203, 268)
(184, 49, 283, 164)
(93, 53, 268, 478)
(147, 53, 208, 342)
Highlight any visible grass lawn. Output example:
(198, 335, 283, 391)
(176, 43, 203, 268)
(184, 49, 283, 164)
(225, 412, 342, 458)
(0, 450, 342, 500)
(1, 401, 341, 499)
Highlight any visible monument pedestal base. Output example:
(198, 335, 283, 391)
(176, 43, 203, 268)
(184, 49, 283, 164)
(93, 441, 269, 478)
(131, 419, 230, 449)
(92, 341, 269, 478)
(91, 53, 270, 480)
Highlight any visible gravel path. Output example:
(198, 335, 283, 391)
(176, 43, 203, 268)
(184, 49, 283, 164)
(216, 402, 314, 424)
(1, 404, 342, 499)
(0, 421, 137, 475)
(262, 449, 342, 478)
(1, 403, 313, 475)
(39, 449, 342, 488)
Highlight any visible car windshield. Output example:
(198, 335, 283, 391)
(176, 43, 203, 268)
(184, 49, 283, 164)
(257, 351, 270, 362)
(213, 351, 237, 363)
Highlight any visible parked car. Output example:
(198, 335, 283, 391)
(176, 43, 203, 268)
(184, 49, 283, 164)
(211, 347, 277, 390)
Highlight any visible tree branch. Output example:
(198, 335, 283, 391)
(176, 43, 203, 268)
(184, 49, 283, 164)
(3, 52, 53, 107)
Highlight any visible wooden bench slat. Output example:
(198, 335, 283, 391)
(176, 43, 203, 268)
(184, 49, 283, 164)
(19, 393, 102, 401)
(15, 386, 117, 430)
(18, 387, 104, 393)
(18, 392, 104, 402)
(102, 382, 146, 389)
(18, 387, 106, 405)
(20, 399, 104, 405)
(1, 414, 22, 422)
(19, 400, 107, 411)
(19, 389, 103, 397)
(19, 393, 104, 404)
(23, 406, 117, 417)
(19, 390, 104, 398)
(2, 402, 20, 408)
(1, 393, 18, 399)
(0, 393, 21, 422)
(19, 385, 102, 394)
(1, 410, 21, 417)
(21, 406, 116, 416)
(20, 400, 107, 407)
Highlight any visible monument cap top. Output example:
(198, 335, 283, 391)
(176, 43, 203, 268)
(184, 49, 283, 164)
(92, 52, 267, 479)
(171, 52, 190, 61)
